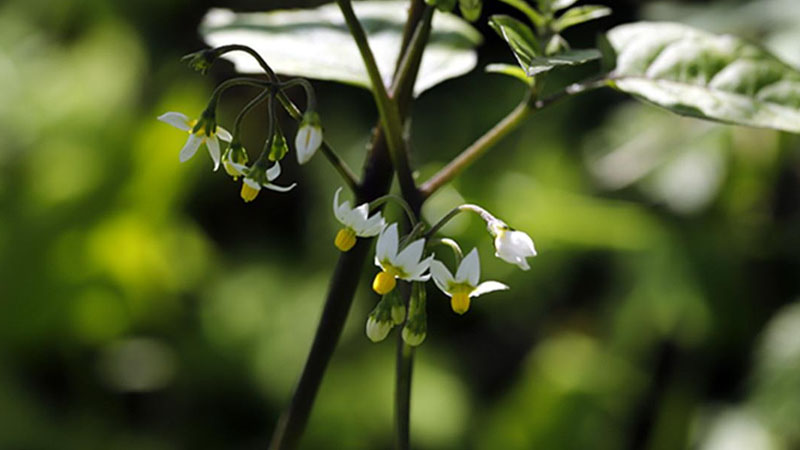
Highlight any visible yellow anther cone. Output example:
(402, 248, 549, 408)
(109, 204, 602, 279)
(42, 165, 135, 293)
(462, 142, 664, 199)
(372, 271, 397, 295)
(240, 183, 259, 202)
(451, 292, 471, 315)
(334, 228, 357, 252)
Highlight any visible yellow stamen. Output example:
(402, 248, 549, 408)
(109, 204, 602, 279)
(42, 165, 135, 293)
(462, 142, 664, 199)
(372, 270, 397, 295)
(450, 290, 471, 315)
(334, 228, 357, 252)
(240, 182, 260, 202)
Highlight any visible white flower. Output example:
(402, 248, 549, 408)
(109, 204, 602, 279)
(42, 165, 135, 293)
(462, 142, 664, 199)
(158, 111, 232, 170)
(488, 219, 537, 270)
(295, 111, 323, 165)
(227, 160, 296, 203)
(430, 248, 509, 314)
(332, 187, 386, 252)
(372, 223, 433, 295)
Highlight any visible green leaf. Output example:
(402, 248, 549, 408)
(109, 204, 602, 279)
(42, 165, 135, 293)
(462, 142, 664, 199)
(485, 63, 533, 85)
(200, 2, 482, 96)
(527, 49, 601, 76)
(495, 0, 545, 28)
(552, 5, 612, 33)
(551, 0, 579, 11)
(489, 15, 540, 71)
(605, 21, 800, 133)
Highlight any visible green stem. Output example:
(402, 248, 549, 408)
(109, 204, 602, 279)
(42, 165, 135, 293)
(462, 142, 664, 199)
(268, 2, 431, 448)
(369, 194, 419, 225)
(427, 237, 463, 264)
(335, 0, 418, 201)
(419, 79, 606, 198)
(395, 337, 414, 450)
(276, 94, 359, 193)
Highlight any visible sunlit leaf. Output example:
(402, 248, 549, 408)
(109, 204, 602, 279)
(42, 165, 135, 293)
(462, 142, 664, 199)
(485, 63, 533, 85)
(527, 49, 601, 76)
(605, 22, 800, 133)
(552, 5, 612, 33)
(489, 15, 540, 70)
(551, 0, 579, 12)
(200, 2, 482, 96)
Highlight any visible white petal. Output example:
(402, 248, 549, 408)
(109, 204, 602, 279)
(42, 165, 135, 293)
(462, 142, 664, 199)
(264, 182, 297, 193)
(179, 134, 202, 162)
(429, 260, 454, 295)
(158, 112, 191, 131)
(456, 248, 480, 286)
(509, 230, 537, 256)
(359, 220, 385, 237)
(471, 280, 509, 297)
(376, 223, 399, 262)
(229, 161, 249, 175)
(266, 161, 282, 181)
(407, 254, 434, 281)
(396, 238, 425, 270)
(332, 188, 347, 223)
(206, 136, 221, 171)
(215, 126, 233, 142)
(295, 126, 319, 165)
(347, 204, 370, 229)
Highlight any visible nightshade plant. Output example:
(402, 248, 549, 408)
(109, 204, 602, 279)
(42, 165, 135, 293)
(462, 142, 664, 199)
(159, 0, 800, 448)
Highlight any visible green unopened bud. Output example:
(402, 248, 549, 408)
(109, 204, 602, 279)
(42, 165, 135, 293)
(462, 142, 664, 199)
(458, 0, 482, 22)
(383, 290, 406, 325)
(269, 127, 289, 162)
(366, 310, 394, 343)
(402, 282, 427, 347)
(181, 49, 217, 75)
(425, 0, 456, 12)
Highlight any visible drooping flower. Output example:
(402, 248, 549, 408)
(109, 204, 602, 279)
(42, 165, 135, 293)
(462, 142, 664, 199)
(226, 159, 296, 202)
(372, 223, 433, 295)
(158, 111, 232, 170)
(487, 219, 537, 270)
(430, 248, 509, 314)
(295, 111, 323, 165)
(222, 143, 249, 180)
(332, 188, 385, 252)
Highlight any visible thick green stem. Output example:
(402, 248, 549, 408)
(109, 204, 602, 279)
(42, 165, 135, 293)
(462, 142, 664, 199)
(419, 79, 606, 198)
(335, 0, 418, 201)
(395, 340, 414, 450)
(267, 2, 431, 448)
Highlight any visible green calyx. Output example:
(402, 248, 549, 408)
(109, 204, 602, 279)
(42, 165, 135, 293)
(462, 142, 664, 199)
(181, 49, 217, 75)
(269, 127, 289, 162)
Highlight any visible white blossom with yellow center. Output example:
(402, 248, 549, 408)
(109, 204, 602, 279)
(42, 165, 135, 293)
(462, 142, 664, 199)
(227, 160, 296, 202)
(430, 248, 508, 314)
(487, 219, 537, 270)
(372, 223, 433, 295)
(158, 111, 232, 170)
(332, 188, 385, 252)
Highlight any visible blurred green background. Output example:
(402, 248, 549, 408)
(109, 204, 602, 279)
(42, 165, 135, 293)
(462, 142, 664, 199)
(2, 0, 800, 449)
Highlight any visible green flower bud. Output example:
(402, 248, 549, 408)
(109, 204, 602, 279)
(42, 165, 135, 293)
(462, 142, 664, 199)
(181, 49, 217, 75)
(269, 127, 289, 162)
(425, 0, 456, 13)
(458, 0, 482, 22)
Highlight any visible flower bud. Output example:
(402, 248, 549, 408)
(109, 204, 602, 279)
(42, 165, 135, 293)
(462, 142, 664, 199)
(402, 282, 427, 346)
(223, 143, 249, 180)
(295, 111, 323, 165)
(181, 49, 216, 75)
(488, 219, 537, 270)
(366, 314, 393, 342)
(269, 127, 289, 162)
(458, 0, 482, 22)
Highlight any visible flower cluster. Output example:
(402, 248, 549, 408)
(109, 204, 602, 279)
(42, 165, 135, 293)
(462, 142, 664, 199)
(158, 47, 325, 203)
(330, 190, 537, 346)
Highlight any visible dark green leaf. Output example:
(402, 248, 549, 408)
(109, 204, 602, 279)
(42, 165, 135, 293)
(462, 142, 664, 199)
(200, 2, 482, 96)
(527, 49, 601, 76)
(489, 15, 540, 71)
(605, 21, 800, 133)
(553, 5, 612, 32)
(495, 0, 545, 28)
